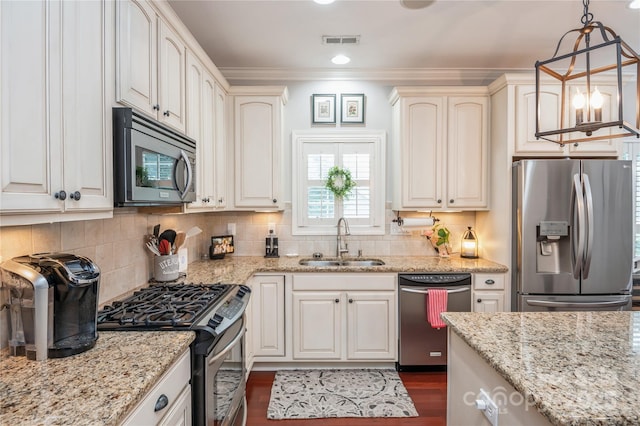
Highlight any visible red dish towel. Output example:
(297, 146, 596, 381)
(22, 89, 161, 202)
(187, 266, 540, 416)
(426, 289, 448, 329)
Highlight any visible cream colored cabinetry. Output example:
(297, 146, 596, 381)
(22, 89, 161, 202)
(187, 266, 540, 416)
(250, 275, 286, 357)
(472, 273, 505, 312)
(496, 75, 621, 157)
(122, 349, 192, 426)
(185, 51, 227, 211)
(116, 0, 186, 133)
(231, 87, 288, 210)
(291, 274, 396, 361)
(390, 87, 489, 211)
(0, 0, 113, 225)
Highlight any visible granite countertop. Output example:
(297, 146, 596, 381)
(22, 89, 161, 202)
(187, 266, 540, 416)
(442, 311, 640, 426)
(185, 254, 508, 284)
(0, 331, 195, 426)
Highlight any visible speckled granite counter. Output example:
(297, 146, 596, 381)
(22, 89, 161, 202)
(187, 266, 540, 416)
(185, 254, 507, 284)
(0, 331, 194, 425)
(442, 312, 640, 425)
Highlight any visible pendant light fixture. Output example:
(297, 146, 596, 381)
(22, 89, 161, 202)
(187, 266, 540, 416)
(535, 0, 640, 146)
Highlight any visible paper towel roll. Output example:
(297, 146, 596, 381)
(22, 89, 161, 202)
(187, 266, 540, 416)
(401, 217, 436, 228)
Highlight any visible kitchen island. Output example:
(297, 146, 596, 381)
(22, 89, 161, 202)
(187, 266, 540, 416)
(0, 331, 194, 425)
(442, 311, 640, 425)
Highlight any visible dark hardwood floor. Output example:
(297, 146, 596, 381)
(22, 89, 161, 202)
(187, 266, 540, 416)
(245, 370, 447, 426)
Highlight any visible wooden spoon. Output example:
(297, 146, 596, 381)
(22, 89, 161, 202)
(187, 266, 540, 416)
(174, 231, 186, 251)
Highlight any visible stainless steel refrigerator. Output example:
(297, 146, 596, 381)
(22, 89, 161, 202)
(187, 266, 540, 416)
(512, 159, 633, 311)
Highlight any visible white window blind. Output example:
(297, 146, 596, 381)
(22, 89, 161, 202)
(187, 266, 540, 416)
(292, 131, 386, 235)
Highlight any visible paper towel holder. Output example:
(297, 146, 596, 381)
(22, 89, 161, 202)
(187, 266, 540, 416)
(392, 211, 440, 227)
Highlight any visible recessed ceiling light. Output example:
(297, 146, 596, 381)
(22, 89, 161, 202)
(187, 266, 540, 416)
(314, 0, 335, 4)
(331, 54, 351, 65)
(629, 0, 640, 9)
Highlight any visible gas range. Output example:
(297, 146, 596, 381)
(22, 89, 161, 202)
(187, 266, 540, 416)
(97, 283, 248, 337)
(97, 282, 251, 425)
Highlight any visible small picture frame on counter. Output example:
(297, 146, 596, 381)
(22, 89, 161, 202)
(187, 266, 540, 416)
(311, 94, 336, 124)
(209, 235, 234, 260)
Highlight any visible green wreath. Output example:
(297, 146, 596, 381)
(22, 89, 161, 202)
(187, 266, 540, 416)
(325, 166, 356, 198)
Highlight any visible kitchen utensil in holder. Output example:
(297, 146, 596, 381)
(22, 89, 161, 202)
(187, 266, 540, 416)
(153, 254, 179, 282)
(265, 230, 279, 258)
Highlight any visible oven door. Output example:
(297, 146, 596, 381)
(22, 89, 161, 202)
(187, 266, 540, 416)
(205, 316, 247, 426)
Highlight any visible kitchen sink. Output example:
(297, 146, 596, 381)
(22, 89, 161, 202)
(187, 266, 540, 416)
(298, 259, 385, 267)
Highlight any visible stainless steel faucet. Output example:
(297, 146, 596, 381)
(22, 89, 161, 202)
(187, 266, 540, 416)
(336, 217, 351, 258)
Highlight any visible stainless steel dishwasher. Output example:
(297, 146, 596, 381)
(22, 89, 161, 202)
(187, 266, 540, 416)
(397, 273, 471, 370)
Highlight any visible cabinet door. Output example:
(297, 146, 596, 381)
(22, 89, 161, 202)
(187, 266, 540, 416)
(346, 292, 396, 360)
(473, 292, 504, 312)
(61, 0, 112, 211)
(0, 0, 63, 212)
(292, 292, 342, 359)
(185, 51, 211, 209)
(115, 0, 157, 117)
(157, 19, 186, 133)
(158, 385, 192, 426)
(447, 96, 489, 208)
(234, 96, 282, 209)
(213, 82, 228, 209)
(514, 85, 565, 156)
(399, 97, 445, 208)
(252, 275, 285, 357)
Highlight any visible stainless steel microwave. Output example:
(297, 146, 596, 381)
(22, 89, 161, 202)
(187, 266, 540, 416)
(113, 107, 196, 207)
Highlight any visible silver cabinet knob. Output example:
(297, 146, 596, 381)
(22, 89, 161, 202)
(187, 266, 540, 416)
(55, 190, 67, 200)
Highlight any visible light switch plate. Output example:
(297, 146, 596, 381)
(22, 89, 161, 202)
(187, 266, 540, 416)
(268, 223, 276, 234)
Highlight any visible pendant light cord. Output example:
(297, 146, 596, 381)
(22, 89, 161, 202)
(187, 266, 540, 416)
(581, 0, 593, 26)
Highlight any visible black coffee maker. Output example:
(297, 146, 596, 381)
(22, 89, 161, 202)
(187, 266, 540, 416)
(0, 253, 100, 360)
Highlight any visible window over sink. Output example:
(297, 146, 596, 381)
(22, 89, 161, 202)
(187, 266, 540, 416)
(292, 131, 386, 235)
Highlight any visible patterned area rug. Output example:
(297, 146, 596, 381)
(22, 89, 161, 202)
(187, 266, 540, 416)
(267, 369, 419, 419)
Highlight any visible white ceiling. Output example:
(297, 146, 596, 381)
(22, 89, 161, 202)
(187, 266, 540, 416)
(167, 0, 640, 84)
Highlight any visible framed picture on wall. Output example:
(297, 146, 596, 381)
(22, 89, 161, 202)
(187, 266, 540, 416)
(312, 94, 336, 124)
(341, 93, 365, 124)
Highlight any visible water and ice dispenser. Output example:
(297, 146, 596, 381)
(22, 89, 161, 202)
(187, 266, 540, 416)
(536, 221, 569, 274)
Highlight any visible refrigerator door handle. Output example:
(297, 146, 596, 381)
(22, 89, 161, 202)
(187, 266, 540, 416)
(571, 173, 586, 279)
(525, 299, 629, 309)
(582, 174, 594, 279)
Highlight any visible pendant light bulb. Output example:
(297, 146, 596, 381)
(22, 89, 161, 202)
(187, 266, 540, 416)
(591, 87, 604, 109)
(573, 89, 586, 109)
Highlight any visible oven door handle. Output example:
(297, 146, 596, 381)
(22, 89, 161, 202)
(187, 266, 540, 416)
(207, 325, 245, 366)
(400, 286, 470, 295)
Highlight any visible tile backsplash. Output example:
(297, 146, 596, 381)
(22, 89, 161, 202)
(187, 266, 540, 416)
(0, 206, 475, 305)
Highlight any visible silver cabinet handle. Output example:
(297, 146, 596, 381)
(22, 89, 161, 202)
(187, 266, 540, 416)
(400, 286, 470, 295)
(154, 394, 169, 412)
(485, 279, 495, 285)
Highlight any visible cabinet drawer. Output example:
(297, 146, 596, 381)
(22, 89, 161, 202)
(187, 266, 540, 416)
(122, 349, 191, 425)
(474, 274, 505, 290)
(293, 273, 396, 291)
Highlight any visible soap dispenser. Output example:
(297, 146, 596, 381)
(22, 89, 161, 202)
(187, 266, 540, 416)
(265, 229, 279, 258)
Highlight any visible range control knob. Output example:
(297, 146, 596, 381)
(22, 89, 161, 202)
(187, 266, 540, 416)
(207, 313, 224, 329)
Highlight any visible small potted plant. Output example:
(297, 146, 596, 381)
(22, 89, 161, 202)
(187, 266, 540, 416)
(422, 224, 453, 257)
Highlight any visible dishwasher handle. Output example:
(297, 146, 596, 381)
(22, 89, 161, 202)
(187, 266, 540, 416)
(400, 286, 470, 295)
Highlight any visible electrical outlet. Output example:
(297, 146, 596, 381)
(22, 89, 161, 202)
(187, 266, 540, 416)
(268, 223, 276, 234)
(390, 221, 411, 235)
(475, 389, 499, 426)
(227, 223, 236, 235)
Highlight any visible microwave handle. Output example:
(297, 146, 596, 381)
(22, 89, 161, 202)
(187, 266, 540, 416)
(176, 150, 193, 200)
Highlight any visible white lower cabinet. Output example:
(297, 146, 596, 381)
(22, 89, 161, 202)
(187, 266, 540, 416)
(122, 349, 192, 426)
(472, 273, 506, 312)
(291, 274, 396, 361)
(250, 275, 286, 357)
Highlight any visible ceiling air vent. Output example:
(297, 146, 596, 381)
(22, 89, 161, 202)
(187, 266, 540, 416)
(322, 35, 360, 45)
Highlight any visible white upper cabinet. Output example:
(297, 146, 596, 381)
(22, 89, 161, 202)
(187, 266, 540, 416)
(231, 87, 288, 210)
(116, 0, 186, 133)
(185, 51, 227, 211)
(0, 0, 113, 224)
(491, 74, 622, 157)
(390, 87, 489, 211)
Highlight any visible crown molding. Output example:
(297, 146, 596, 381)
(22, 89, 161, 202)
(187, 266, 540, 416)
(219, 67, 533, 85)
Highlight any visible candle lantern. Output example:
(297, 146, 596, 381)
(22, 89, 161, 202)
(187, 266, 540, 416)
(461, 226, 479, 259)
